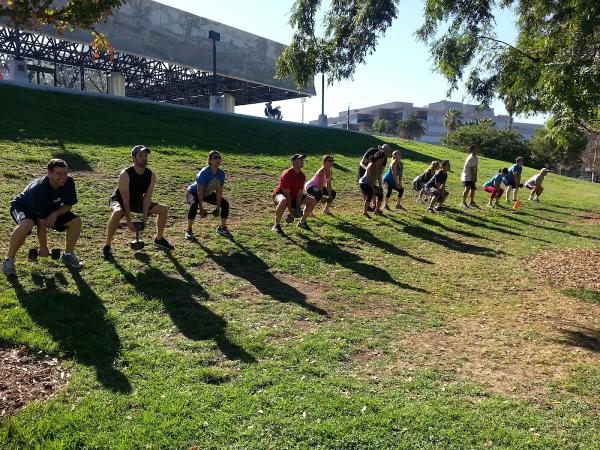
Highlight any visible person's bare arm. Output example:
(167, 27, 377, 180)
(142, 173, 156, 225)
(118, 171, 135, 231)
(44, 205, 72, 229)
(196, 184, 207, 216)
(392, 161, 400, 186)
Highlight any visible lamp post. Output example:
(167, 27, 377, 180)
(208, 30, 222, 111)
(300, 97, 306, 124)
(317, 72, 328, 127)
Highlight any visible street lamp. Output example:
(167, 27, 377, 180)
(208, 30, 220, 97)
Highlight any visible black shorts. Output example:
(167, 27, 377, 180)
(9, 206, 77, 232)
(306, 186, 337, 203)
(462, 181, 476, 188)
(525, 184, 534, 190)
(426, 186, 448, 200)
(360, 183, 383, 201)
(384, 181, 404, 199)
(109, 198, 158, 214)
(504, 180, 517, 188)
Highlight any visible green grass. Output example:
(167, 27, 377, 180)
(0, 84, 599, 449)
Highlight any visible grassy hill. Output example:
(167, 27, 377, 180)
(0, 84, 599, 449)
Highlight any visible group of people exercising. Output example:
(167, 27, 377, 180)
(2, 143, 549, 277)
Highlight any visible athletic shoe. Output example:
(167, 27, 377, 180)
(460, 202, 470, 209)
(154, 237, 175, 250)
(216, 226, 232, 238)
(367, 205, 376, 212)
(284, 214, 294, 223)
(373, 210, 385, 216)
(487, 203, 495, 208)
(271, 223, 284, 234)
(384, 205, 392, 211)
(101, 245, 113, 260)
(2, 258, 16, 277)
(323, 209, 333, 216)
(469, 202, 480, 209)
(434, 205, 444, 212)
(61, 253, 83, 269)
(297, 221, 310, 230)
(185, 229, 195, 240)
(395, 204, 406, 210)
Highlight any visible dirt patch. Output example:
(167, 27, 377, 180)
(1, 346, 69, 418)
(530, 248, 600, 292)
(388, 289, 600, 400)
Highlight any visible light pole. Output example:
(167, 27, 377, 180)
(300, 97, 306, 123)
(317, 72, 328, 127)
(208, 30, 221, 111)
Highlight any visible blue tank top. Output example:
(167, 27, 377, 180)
(383, 162, 403, 184)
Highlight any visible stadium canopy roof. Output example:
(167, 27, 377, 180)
(0, 0, 314, 108)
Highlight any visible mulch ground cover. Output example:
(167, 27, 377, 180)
(0, 347, 68, 418)
(531, 248, 600, 291)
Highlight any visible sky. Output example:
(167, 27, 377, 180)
(154, 0, 547, 126)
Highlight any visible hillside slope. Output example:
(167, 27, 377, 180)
(0, 85, 599, 449)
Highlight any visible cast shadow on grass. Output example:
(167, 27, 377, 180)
(331, 222, 434, 265)
(420, 216, 490, 241)
(508, 212, 600, 241)
(9, 270, 131, 393)
(448, 213, 551, 244)
(110, 255, 256, 363)
(284, 235, 428, 293)
(386, 216, 504, 257)
(195, 240, 328, 317)
(51, 143, 94, 172)
(554, 326, 600, 353)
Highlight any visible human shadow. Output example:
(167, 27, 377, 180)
(285, 235, 428, 293)
(420, 216, 489, 241)
(110, 256, 256, 363)
(386, 216, 503, 257)
(508, 212, 599, 241)
(554, 326, 600, 353)
(333, 162, 351, 173)
(448, 213, 551, 244)
(332, 222, 434, 265)
(9, 271, 131, 393)
(51, 143, 93, 172)
(195, 240, 328, 317)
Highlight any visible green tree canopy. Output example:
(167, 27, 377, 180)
(0, 0, 124, 52)
(443, 108, 463, 133)
(371, 118, 392, 134)
(397, 113, 426, 141)
(530, 120, 588, 173)
(278, 1, 599, 134)
(442, 121, 530, 163)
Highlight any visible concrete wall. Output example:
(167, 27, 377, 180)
(0, 0, 314, 96)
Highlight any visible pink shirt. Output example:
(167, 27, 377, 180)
(305, 169, 331, 191)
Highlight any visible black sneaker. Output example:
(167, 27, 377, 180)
(154, 237, 175, 250)
(101, 245, 113, 260)
(216, 226, 232, 238)
(271, 223, 284, 234)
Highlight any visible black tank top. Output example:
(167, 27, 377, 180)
(113, 166, 153, 210)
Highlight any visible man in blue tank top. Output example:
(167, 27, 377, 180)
(102, 145, 174, 259)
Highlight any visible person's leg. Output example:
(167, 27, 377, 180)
(461, 185, 469, 205)
(300, 195, 317, 223)
(512, 185, 520, 201)
(187, 202, 198, 231)
(36, 221, 50, 256)
(536, 186, 543, 199)
(505, 185, 512, 201)
(374, 191, 384, 214)
(6, 219, 34, 259)
(274, 195, 287, 225)
(64, 216, 82, 253)
(483, 186, 494, 205)
(396, 186, 404, 208)
(323, 188, 335, 214)
(360, 184, 372, 216)
(149, 203, 168, 239)
(218, 198, 230, 227)
(105, 208, 124, 246)
(469, 186, 476, 204)
(427, 191, 438, 210)
(383, 182, 393, 209)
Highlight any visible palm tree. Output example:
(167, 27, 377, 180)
(443, 108, 463, 133)
(397, 113, 426, 140)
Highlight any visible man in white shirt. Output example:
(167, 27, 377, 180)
(460, 144, 480, 209)
(525, 168, 550, 201)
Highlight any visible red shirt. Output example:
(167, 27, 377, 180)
(273, 168, 306, 199)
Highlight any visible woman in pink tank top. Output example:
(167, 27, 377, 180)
(305, 155, 336, 215)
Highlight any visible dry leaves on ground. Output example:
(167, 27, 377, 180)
(0, 346, 69, 418)
(530, 248, 600, 291)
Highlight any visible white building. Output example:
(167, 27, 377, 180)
(311, 100, 544, 143)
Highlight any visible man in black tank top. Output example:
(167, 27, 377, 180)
(102, 145, 174, 259)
